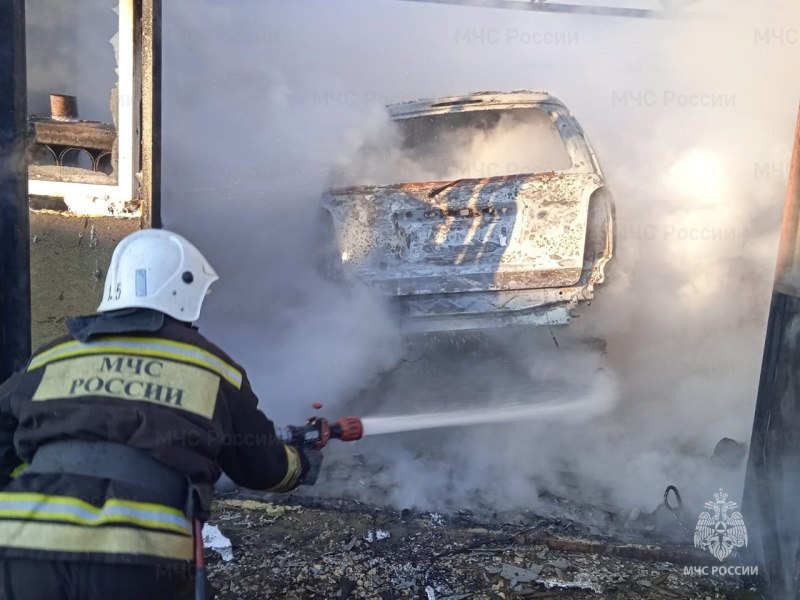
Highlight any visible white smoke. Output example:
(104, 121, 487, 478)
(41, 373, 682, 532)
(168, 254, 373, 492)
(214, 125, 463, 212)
(160, 0, 800, 515)
(26, 0, 118, 121)
(331, 106, 572, 186)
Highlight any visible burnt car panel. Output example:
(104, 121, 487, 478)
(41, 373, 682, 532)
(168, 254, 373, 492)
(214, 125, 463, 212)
(325, 173, 602, 295)
(320, 91, 614, 333)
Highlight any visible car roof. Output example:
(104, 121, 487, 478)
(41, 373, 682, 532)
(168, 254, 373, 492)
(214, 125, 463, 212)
(387, 91, 568, 119)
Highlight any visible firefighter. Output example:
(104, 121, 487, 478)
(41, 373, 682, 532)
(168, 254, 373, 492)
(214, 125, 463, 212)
(0, 228, 322, 599)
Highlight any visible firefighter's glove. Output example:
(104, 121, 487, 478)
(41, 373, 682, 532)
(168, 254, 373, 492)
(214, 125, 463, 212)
(297, 447, 323, 486)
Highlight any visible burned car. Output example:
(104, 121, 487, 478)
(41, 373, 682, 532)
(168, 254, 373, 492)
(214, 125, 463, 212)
(320, 91, 614, 333)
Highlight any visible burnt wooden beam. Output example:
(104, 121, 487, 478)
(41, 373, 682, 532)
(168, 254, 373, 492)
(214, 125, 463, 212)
(28, 119, 116, 152)
(0, 0, 31, 379)
(397, 0, 704, 19)
(140, 0, 162, 228)
(743, 103, 800, 599)
(544, 537, 715, 566)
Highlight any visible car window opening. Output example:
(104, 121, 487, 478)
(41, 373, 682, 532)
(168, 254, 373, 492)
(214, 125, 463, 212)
(332, 108, 573, 187)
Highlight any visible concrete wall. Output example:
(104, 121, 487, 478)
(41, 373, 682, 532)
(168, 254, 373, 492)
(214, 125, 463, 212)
(29, 212, 139, 349)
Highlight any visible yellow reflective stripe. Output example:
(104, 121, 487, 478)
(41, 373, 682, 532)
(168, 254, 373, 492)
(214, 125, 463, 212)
(10, 463, 27, 478)
(28, 337, 242, 389)
(28, 339, 241, 388)
(0, 509, 190, 536)
(268, 445, 302, 493)
(0, 520, 193, 560)
(0, 493, 191, 535)
(0, 492, 187, 518)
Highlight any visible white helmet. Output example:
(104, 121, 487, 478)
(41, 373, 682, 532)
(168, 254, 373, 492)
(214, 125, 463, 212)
(97, 229, 218, 322)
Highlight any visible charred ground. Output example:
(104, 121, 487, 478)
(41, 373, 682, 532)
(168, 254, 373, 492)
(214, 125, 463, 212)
(204, 493, 753, 600)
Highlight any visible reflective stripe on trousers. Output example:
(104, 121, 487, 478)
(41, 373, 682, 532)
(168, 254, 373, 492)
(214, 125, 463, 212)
(0, 492, 192, 535)
(0, 492, 193, 560)
(0, 520, 193, 560)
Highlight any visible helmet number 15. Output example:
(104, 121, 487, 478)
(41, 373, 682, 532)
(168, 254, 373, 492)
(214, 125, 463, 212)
(107, 283, 122, 301)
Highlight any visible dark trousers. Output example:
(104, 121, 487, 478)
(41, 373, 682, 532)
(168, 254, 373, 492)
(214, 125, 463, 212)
(0, 558, 194, 600)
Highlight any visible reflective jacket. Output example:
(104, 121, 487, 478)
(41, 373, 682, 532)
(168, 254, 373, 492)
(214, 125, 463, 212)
(0, 310, 303, 565)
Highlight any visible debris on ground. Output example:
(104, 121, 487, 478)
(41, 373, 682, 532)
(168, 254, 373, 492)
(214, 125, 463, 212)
(204, 494, 749, 599)
(364, 529, 391, 543)
(203, 523, 234, 562)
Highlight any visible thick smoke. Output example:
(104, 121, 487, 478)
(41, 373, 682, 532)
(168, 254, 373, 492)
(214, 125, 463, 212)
(26, 0, 117, 121)
(331, 107, 571, 185)
(161, 0, 800, 515)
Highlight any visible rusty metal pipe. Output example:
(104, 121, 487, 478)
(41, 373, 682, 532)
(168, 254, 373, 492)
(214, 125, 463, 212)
(49, 93, 78, 122)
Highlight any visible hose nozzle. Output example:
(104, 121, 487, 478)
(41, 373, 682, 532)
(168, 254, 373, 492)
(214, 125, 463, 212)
(280, 416, 363, 449)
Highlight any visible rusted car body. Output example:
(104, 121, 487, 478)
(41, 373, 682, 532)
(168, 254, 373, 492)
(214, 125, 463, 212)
(320, 91, 614, 333)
